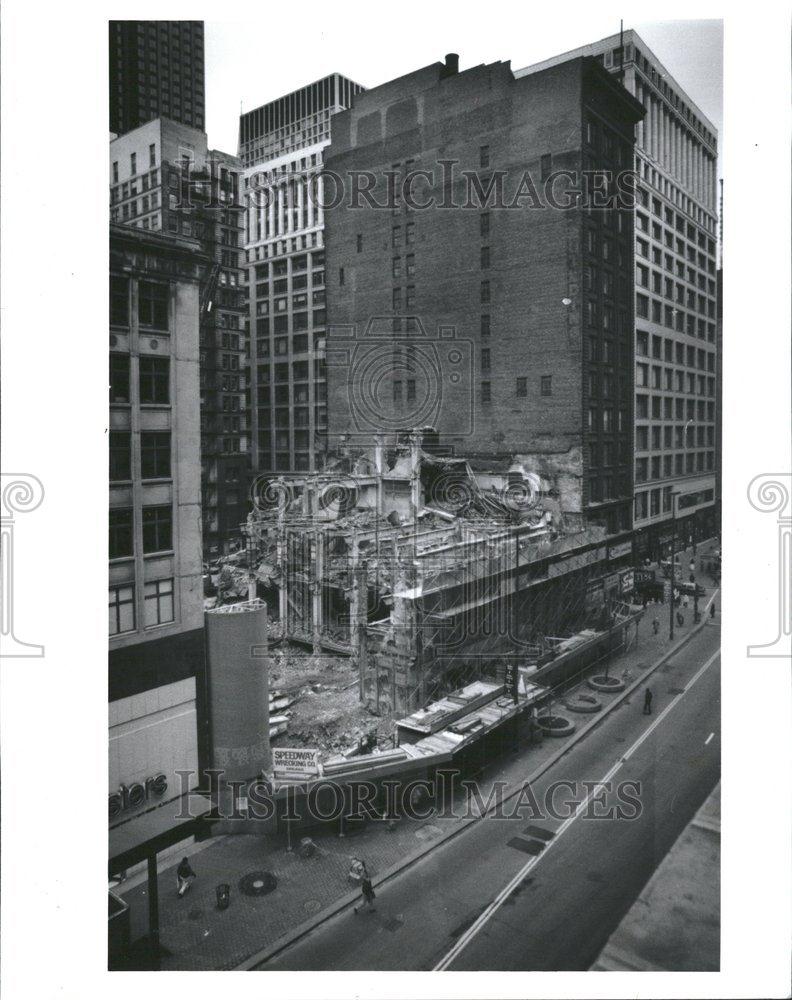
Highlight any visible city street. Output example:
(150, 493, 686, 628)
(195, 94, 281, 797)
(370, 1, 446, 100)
(260, 621, 720, 971)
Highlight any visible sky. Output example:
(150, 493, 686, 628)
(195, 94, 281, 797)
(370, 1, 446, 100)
(204, 17, 722, 169)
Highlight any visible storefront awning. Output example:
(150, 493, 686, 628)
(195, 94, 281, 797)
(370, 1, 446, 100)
(109, 792, 213, 873)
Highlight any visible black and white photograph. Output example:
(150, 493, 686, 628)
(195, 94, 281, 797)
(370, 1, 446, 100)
(1, 4, 790, 998)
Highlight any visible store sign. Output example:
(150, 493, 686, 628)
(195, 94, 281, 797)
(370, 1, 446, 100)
(272, 748, 321, 780)
(620, 570, 635, 594)
(609, 540, 633, 561)
(109, 773, 168, 820)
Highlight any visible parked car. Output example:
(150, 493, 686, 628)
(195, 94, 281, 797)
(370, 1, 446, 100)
(676, 579, 706, 598)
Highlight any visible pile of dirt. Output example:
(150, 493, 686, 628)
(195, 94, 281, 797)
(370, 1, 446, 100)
(267, 647, 396, 755)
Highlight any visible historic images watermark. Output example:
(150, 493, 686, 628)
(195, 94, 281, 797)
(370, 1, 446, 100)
(170, 768, 642, 824)
(239, 162, 640, 214)
(1, 473, 45, 657)
(746, 473, 791, 657)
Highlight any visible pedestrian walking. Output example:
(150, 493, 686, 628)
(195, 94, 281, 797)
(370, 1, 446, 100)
(710, 602, 716, 619)
(652, 617, 660, 635)
(353, 864, 376, 914)
(676, 611, 684, 628)
(682, 595, 689, 610)
(643, 688, 653, 715)
(177, 857, 196, 898)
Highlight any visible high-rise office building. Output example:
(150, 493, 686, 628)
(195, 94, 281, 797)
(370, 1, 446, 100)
(110, 20, 206, 136)
(110, 120, 248, 558)
(520, 30, 719, 554)
(239, 74, 364, 473)
(325, 54, 643, 534)
(109, 223, 208, 828)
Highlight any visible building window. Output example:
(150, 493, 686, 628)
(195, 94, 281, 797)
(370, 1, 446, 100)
(339, 267, 345, 286)
(480, 280, 490, 304)
(480, 246, 490, 269)
(149, 143, 156, 167)
(481, 381, 491, 402)
(143, 505, 173, 553)
(130, 152, 137, 176)
(481, 348, 491, 371)
(393, 381, 402, 402)
(110, 354, 130, 404)
(138, 281, 168, 330)
(109, 585, 135, 635)
(392, 257, 401, 279)
(141, 431, 171, 479)
(405, 221, 415, 244)
(516, 377, 527, 397)
(112, 161, 119, 184)
(144, 578, 175, 627)
(109, 432, 131, 481)
(480, 145, 490, 168)
(356, 234, 363, 253)
(109, 509, 133, 559)
(481, 314, 490, 337)
(540, 153, 552, 181)
(540, 375, 552, 396)
(406, 379, 416, 401)
(139, 356, 170, 404)
(480, 212, 490, 239)
(392, 288, 402, 311)
(110, 276, 130, 327)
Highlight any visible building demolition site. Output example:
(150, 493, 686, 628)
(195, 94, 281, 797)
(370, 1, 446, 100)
(209, 432, 640, 760)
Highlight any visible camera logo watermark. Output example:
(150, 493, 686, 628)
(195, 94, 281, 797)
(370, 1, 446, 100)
(1, 473, 45, 658)
(747, 473, 791, 658)
(326, 317, 474, 439)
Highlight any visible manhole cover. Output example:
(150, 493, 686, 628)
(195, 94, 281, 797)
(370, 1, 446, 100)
(239, 871, 278, 897)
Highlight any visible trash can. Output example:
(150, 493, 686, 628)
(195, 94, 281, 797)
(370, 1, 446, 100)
(216, 883, 230, 910)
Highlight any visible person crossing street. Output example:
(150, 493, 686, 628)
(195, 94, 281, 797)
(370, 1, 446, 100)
(643, 688, 653, 715)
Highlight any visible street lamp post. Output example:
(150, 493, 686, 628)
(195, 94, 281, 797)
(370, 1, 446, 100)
(669, 489, 681, 641)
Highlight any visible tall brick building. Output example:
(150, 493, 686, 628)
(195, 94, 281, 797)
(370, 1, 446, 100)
(522, 31, 720, 554)
(325, 55, 644, 534)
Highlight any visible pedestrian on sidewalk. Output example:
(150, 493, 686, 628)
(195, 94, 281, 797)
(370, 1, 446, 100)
(652, 617, 660, 635)
(643, 688, 653, 715)
(177, 857, 197, 898)
(682, 594, 689, 610)
(676, 611, 684, 628)
(710, 602, 716, 619)
(353, 864, 376, 914)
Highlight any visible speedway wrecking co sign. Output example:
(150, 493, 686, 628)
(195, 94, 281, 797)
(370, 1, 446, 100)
(272, 747, 321, 780)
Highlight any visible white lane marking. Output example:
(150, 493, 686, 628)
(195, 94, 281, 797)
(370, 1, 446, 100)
(705, 732, 715, 745)
(434, 647, 720, 971)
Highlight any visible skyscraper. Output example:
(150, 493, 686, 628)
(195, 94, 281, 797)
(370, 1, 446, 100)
(239, 74, 364, 474)
(520, 30, 719, 555)
(109, 21, 206, 136)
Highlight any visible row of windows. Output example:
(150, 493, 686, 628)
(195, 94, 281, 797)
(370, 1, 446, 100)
(636, 365, 715, 397)
(636, 424, 716, 450)
(636, 451, 715, 481)
(109, 579, 174, 636)
(636, 394, 715, 421)
(110, 277, 168, 330)
(110, 506, 172, 559)
(110, 431, 170, 482)
(110, 354, 169, 405)
(636, 294, 716, 333)
(637, 331, 715, 368)
(635, 156, 716, 236)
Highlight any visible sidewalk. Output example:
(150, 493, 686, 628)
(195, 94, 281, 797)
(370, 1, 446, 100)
(118, 564, 719, 971)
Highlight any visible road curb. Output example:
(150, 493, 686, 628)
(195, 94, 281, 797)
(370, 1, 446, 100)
(238, 610, 716, 970)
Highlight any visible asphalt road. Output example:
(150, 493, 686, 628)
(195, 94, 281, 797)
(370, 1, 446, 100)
(259, 621, 721, 971)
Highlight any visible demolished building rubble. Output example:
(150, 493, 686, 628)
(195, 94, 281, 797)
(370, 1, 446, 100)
(242, 431, 638, 718)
